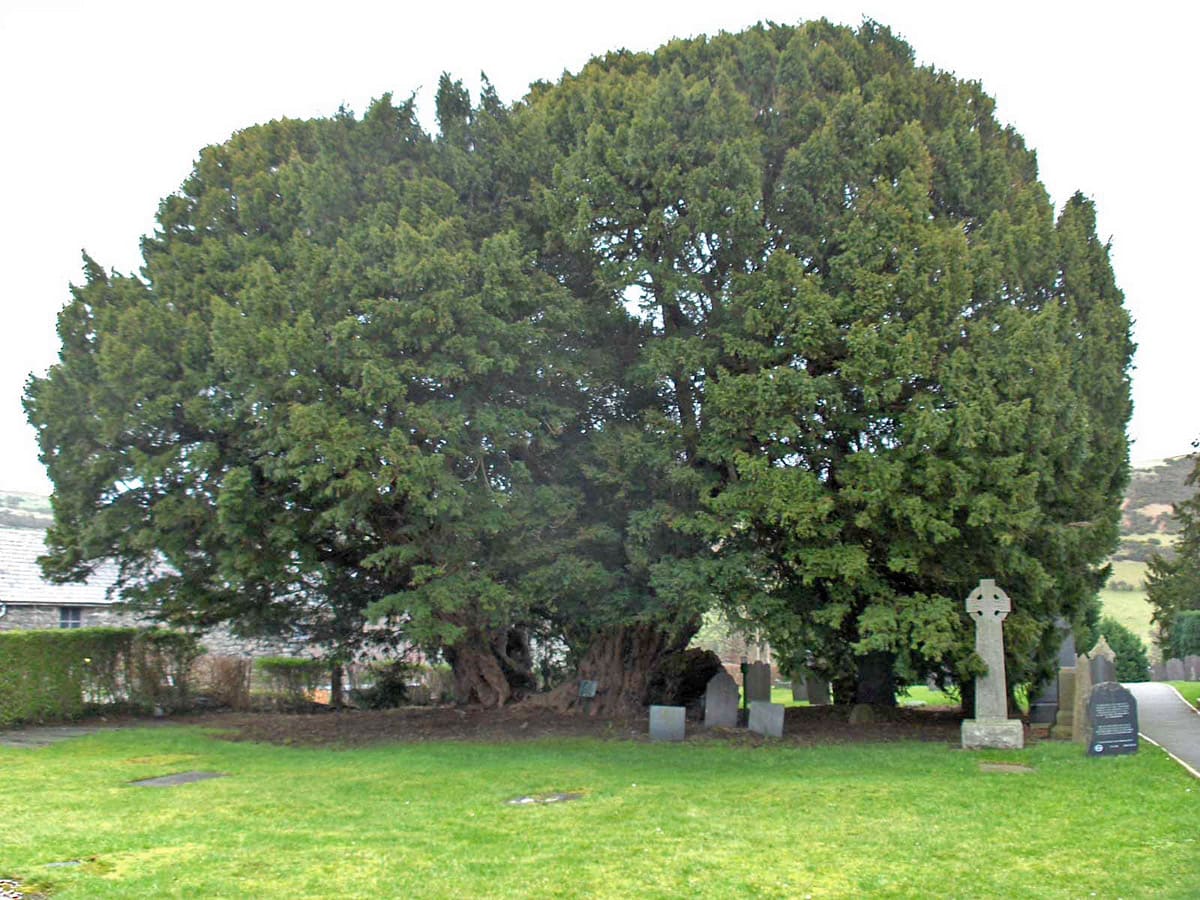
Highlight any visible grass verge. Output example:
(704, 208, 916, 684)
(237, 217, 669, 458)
(1168, 681, 1200, 710)
(2, 725, 1198, 898)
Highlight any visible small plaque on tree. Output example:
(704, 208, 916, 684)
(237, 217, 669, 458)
(1087, 682, 1138, 756)
(578, 680, 598, 699)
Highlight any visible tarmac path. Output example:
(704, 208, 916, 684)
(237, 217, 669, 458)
(1125, 681, 1200, 777)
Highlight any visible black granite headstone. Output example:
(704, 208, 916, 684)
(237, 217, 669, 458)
(1087, 683, 1138, 757)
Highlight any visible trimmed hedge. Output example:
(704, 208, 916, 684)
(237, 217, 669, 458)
(0, 627, 202, 726)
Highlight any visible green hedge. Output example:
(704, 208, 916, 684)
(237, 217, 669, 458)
(0, 627, 202, 727)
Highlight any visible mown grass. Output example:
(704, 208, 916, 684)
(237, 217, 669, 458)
(1099, 587, 1157, 652)
(1169, 681, 1200, 710)
(3, 725, 1197, 898)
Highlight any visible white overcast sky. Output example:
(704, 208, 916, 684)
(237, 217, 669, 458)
(1, 1, 1194, 494)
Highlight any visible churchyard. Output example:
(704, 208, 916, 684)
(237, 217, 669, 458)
(3, 719, 1198, 899)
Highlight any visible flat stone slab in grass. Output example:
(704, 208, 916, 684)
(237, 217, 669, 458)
(979, 763, 1035, 774)
(131, 771, 227, 788)
(505, 792, 583, 806)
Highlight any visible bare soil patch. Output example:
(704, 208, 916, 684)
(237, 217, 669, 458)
(176, 703, 971, 749)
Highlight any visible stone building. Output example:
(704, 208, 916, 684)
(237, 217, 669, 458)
(0, 525, 298, 657)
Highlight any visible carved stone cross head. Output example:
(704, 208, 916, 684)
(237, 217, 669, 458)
(966, 578, 1011, 621)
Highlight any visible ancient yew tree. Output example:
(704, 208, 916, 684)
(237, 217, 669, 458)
(27, 20, 1132, 709)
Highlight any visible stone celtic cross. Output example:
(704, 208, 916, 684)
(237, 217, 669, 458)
(960, 578, 1023, 749)
(966, 579, 1010, 720)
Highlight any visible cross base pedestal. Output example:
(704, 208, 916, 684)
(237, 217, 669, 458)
(961, 718, 1024, 750)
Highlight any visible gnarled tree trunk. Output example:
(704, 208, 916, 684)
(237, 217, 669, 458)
(443, 626, 536, 707)
(525, 622, 697, 717)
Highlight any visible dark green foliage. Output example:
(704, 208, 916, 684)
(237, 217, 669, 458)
(1167, 611, 1200, 658)
(1097, 617, 1150, 682)
(0, 627, 200, 726)
(351, 659, 415, 709)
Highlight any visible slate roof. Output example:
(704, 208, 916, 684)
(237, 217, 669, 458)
(0, 526, 122, 607)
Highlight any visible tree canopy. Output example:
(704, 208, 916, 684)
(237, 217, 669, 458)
(26, 19, 1133, 709)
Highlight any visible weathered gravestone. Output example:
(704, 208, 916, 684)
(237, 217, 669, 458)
(1051, 667, 1076, 739)
(1089, 636, 1117, 685)
(703, 671, 740, 729)
(1087, 682, 1139, 756)
(1032, 620, 1075, 725)
(748, 701, 785, 738)
(1186, 656, 1200, 681)
(1166, 658, 1186, 681)
(961, 579, 1024, 749)
(791, 679, 808, 702)
(1150, 662, 1167, 681)
(805, 676, 832, 706)
(744, 661, 772, 704)
(649, 705, 686, 742)
(1072, 652, 1093, 745)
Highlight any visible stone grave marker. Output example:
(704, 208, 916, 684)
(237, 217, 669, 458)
(131, 771, 226, 788)
(1089, 636, 1117, 684)
(1051, 667, 1076, 739)
(703, 671, 739, 729)
(805, 676, 831, 706)
(1032, 620, 1075, 725)
(1150, 662, 1167, 681)
(1072, 652, 1093, 745)
(1087, 682, 1139, 756)
(1186, 656, 1200, 681)
(960, 579, 1024, 749)
(1166, 657, 1185, 681)
(649, 705, 686, 742)
(748, 701, 784, 738)
(791, 679, 808, 702)
(744, 661, 772, 704)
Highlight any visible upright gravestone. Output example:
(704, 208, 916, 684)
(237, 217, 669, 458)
(1150, 662, 1167, 682)
(1031, 620, 1075, 725)
(1072, 652, 1093, 745)
(1186, 656, 1200, 681)
(1089, 636, 1118, 685)
(703, 671, 740, 729)
(1051, 667, 1076, 739)
(1087, 682, 1139, 756)
(960, 579, 1024, 750)
(649, 705, 686, 742)
(748, 701, 785, 738)
(791, 679, 808, 703)
(1166, 658, 1185, 681)
(805, 676, 832, 706)
(744, 661, 772, 704)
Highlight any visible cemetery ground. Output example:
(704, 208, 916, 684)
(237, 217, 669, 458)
(3, 707, 1199, 899)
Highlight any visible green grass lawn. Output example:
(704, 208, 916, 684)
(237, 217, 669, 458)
(1168, 681, 1200, 710)
(1099, 588, 1156, 652)
(3, 726, 1198, 898)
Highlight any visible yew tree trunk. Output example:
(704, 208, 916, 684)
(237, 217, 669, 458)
(526, 623, 696, 717)
(444, 626, 536, 707)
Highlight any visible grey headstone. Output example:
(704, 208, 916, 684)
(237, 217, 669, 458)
(1150, 662, 1167, 681)
(1087, 682, 1138, 756)
(805, 676, 831, 706)
(1166, 658, 1185, 681)
(578, 680, 598, 698)
(703, 671, 740, 729)
(790, 679, 808, 702)
(649, 705, 686, 742)
(748, 701, 785, 738)
(1055, 619, 1077, 668)
(1186, 656, 1200, 681)
(1089, 653, 1117, 685)
(744, 661, 772, 704)
(1028, 679, 1058, 724)
(1089, 636, 1117, 684)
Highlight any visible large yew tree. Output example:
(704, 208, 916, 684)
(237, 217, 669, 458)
(28, 20, 1132, 710)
